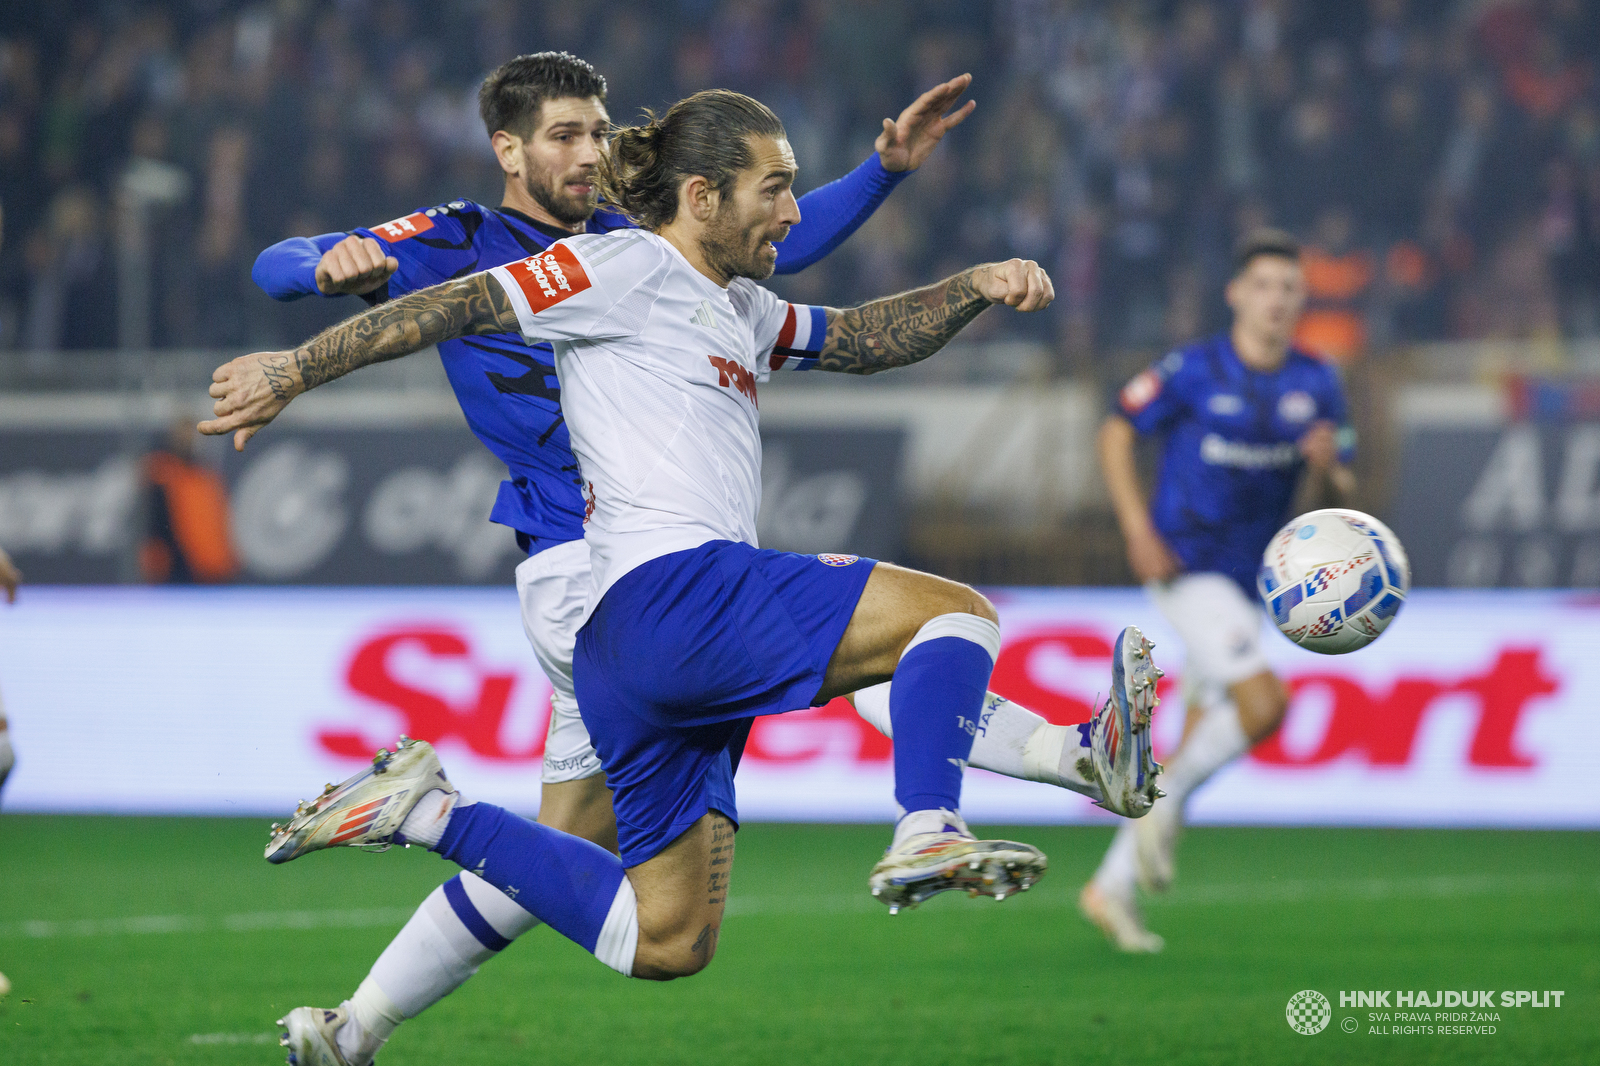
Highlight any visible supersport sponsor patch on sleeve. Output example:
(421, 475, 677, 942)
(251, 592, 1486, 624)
(769, 303, 826, 371)
(502, 245, 593, 315)
(1119, 368, 1163, 414)
(369, 211, 436, 242)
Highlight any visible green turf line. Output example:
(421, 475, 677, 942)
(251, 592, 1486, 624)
(0, 817, 1594, 1066)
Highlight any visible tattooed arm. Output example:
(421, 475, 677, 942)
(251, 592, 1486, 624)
(817, 258, 1053, 375)
(199, 271, 520, 450)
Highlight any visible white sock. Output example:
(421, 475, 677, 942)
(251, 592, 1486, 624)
(593, 876, 639, 977)
(892, 807, 969, 847)
(397, 789, 465, 849)
(854, 686, 1101, 799)
(1092, 821, 1139, 896)
(341, 871, 541, 1064)
(1159, 703, 1251, 807)
(0, 725, 13, 790)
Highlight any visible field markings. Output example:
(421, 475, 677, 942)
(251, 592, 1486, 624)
(2, 873, 1592, 940)
(0, 907, 414, 940)
(188, 1033, 276, 1045)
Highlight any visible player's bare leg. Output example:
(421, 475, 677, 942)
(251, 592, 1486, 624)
(538, 774, 618, 854)
(626, 812, 734, 979)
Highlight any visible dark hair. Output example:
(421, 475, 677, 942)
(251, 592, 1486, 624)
(478, 52, 608, 139)
(1232, 227, 1301, 275)
(597, 90, 786, 231)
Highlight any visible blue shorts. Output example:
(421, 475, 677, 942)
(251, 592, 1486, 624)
(573, 541, 876, 867)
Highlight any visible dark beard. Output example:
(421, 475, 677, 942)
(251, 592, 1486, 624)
(524, 171, 596, 227)
(699, 205, 775, 281)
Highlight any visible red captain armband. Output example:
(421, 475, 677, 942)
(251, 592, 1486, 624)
(1119, 368, 1162, 414)
(504, 245, 593, 314)
(370, 212, 436, 242)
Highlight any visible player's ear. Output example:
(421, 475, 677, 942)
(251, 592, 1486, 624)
(681, 174, 717, 222)
(491, 130, 523, 176)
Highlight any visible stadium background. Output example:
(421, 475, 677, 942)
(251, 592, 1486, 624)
(0, 1, 1595, 1063)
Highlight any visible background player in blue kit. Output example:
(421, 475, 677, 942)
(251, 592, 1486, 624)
(1079, 229, 1356, 953)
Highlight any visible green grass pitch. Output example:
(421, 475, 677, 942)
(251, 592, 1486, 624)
(1, 816, 1594, 1066)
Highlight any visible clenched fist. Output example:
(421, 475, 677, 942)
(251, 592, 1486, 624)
(972, 259, 1054, 312)
(315, 235, 398, 296)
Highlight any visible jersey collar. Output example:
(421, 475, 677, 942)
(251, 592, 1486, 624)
(496, 206, 580, 243)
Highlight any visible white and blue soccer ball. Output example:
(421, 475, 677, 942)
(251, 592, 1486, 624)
(1258, 508, 1411, 654)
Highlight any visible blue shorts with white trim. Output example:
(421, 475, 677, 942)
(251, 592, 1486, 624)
(573, 540, 876, 867)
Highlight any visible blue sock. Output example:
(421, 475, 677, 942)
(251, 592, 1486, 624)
(432, 803, 625, 956)
(889, 613, 1001, 813)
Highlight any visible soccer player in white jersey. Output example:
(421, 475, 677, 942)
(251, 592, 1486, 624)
(1079, 230, 1355, 952)
(205, 91, 1162, 1066)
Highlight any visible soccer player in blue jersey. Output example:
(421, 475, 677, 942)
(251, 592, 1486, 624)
(1079, 229, 1356, 953)
(233, 59, 1157, 1066)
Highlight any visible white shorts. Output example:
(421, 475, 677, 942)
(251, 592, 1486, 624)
(515, 539, 603, 784)
(1147, 572, 1272, 711)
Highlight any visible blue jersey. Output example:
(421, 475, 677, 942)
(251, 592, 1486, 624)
(351, 200, 628, 549)
(1117, 334, 1353, 595)
(255, 156, 904, 553)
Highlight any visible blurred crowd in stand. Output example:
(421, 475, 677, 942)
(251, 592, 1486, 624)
(0, 0, 1597, 368)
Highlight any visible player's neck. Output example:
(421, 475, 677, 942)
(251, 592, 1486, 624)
(499, 181, 586, 235)
(658, 223, 731, 287)
(1231, 324, 1290, 372)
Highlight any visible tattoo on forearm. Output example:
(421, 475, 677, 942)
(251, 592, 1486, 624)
(819, 269, 990, 374)
(260, 353, 297, 401)
(707, 817, 733, 905)
(293, 272, 518, 390)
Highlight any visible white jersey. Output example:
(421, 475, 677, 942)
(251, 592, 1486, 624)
(488, 230, 826, 618)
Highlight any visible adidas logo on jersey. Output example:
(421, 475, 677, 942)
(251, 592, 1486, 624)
(691, 300, 719, 329)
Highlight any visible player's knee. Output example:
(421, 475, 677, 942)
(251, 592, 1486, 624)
(925, 581, 998, 626)
(1237, 673, 1290, 741)
(632, 925, 720, 981)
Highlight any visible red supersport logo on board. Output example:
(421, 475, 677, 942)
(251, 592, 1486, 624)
(318, 625, 1557, 769)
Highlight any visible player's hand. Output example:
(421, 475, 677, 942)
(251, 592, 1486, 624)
(315, 235, 398, 296)
(875, 73, 976, 173)
(972, 259, 1054, 312)
(0, 544, 20, 604)
(1299, 421, 1339, 471)
(1127, 526, 1182, 584)
(198, 350, 304, 451)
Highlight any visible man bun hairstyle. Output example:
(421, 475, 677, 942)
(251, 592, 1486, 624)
(1232, 227, 1301, 276)
(597, 89, 786, 231)
(479, 52, 607, 139)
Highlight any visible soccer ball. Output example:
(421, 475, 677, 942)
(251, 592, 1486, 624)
(1258, 508, 1411, 654)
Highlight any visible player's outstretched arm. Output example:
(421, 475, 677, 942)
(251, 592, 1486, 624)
(199, 272, 520, 450)
(775, 75, 976, 276)
(816, 258, 1052, 375)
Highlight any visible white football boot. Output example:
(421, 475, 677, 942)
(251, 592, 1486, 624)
(868, 809, 1047, 914)
(277, 1005, 355, 1066)
(1088, 626, 1164, 818)
(265, 737, 453, 864)
(1077, 882, 1165, 954)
